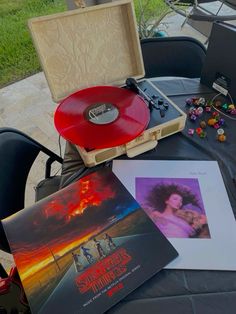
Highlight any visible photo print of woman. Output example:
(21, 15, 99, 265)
(135, 178, 210, 239)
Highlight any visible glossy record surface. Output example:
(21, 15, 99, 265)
(54, 86, 150, 149)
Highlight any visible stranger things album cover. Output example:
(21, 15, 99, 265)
(2, 168, 178, 314)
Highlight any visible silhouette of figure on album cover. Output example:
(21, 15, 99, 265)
(93, 238, 106, 259)
(81, 246, 94, 264)
(104, 233, 116, 252)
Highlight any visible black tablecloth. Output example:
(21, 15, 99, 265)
(108, 78, 236, 314)
(62, 78, 236, 314)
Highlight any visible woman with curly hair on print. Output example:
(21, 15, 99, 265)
(146, 183, 210, 238)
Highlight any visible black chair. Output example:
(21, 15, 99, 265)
(141, 36, 206, 78)
(0, 127, 63, 252)
(165, 0, 236, 22)
(165, 0, 236, 38)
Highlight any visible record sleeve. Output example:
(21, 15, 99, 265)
(113, 159, 236, 270)
(2, 168, 178, 314)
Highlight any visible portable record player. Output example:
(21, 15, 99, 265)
(28, 0, 186, 167)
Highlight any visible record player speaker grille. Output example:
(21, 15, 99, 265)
(161, 123, 180, 137)
(95, 148, 118, 163)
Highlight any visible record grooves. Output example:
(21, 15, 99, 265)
(54, 86, 150, 150)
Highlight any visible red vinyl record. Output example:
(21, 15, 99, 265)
(54, 85, 150, 149)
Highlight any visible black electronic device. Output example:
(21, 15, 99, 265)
(201, 21, 236, 102)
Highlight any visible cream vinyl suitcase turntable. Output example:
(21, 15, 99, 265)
(28, 0, 186, 167)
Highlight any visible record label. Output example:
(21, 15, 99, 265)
(85, 103, 119, 125)
(54, 85, 150, 150)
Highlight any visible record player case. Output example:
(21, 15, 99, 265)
(28, 0, 144, 102)
(28, 0, 186, 167)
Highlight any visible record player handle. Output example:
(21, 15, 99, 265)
(126, 140, 158, 158)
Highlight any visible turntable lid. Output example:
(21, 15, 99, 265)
(28, 0, 144, 102)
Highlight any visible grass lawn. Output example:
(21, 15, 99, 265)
(0, 0, 167, 88)
(0, 0, 66, 88)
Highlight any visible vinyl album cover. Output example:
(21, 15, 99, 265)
(2, 168, 178, 314)
(113, 160, 236, 270)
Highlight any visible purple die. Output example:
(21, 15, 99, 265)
(188, 128, 194, 135)
(190, 114, 197, 121)
(186, 98, 193, 105)
(218, 118, 225, 126)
